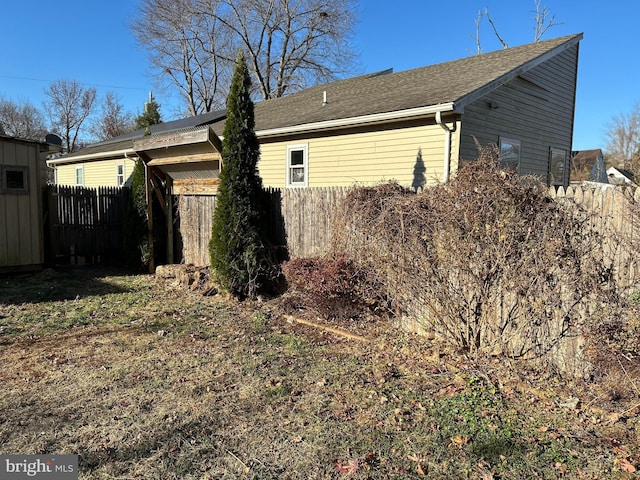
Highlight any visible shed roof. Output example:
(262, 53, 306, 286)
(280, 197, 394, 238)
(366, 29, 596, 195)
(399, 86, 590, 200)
(49, 110, 226, 165)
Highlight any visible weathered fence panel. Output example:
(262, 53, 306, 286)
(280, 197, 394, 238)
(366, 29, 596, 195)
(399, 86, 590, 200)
(552, 185, 640, 292)
(175, 195, 217, 267)
(275, 187, 351, 259)
(45, 185, 127, 265)
(172, 187, 350, 266)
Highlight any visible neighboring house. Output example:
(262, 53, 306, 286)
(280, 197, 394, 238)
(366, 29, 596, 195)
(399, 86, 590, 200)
(607, 166, 636, 186)
(571, 149, 607, 184)
(47, 33, 583, 266)
(0, 134, 62, 272)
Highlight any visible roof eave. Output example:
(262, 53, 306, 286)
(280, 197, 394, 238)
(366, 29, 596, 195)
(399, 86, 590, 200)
(455, 33, 583, 111)
(255, 102, 458, 139)
(47, 147, 136, 166)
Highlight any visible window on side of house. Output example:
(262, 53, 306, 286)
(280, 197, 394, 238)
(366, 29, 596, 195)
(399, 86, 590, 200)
(1, 166, 29, 194)
(116, 163, 125, 186)
(498, 137, 521, 172)
(286, 144, 308, 187)
(549, 147, 568, 187)
(75, 166, 84, 186)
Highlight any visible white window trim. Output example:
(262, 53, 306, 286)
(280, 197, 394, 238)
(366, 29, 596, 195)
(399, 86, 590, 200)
(286, 143, 309, 187)
(75, 166, 84, 186)
(116, 163, 125, 187)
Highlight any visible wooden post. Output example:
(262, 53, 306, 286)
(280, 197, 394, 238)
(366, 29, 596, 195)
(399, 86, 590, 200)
(166, 177, 173, 264)
(145, 163, 155, 273)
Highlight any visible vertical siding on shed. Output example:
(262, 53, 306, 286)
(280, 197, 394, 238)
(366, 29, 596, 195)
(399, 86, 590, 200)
(258, 120, 458, 189)
(0, 139, 43, 268)
(458, 44, 579, 183)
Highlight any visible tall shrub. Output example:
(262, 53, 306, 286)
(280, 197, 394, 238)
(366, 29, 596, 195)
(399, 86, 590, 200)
(123, 94, 162, 269)
(123, 158, 149, 269)
(209, 51, 271, 299)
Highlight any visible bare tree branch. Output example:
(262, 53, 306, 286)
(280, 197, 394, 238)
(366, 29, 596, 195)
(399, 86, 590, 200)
(484, 8, 509, 49)
(533, 0, 564, 42)
(0, 96, 47, 141)
(470, 10, 483, 55)
(132, 0, 357, 111)
(44, 80, 97, 153)
(605, 103, 640, 169)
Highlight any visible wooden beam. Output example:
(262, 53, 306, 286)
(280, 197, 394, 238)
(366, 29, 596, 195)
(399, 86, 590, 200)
(172, 183, 220, 195)
(134, 128, 211, 150)
(172, 178, 220, 186)
(147, 153, 221, 166)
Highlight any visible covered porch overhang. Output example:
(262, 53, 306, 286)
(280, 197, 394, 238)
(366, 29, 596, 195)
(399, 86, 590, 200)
(132, 125, 223, 271)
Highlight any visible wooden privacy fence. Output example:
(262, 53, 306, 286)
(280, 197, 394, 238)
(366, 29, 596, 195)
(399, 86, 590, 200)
(551, 185, 640, 292)
(42, 184, 640, 277)
(44, 185, 128, 265)
(173, 187, 351, 265)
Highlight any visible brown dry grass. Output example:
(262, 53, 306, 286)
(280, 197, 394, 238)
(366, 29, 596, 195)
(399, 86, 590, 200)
(1, 267, 639, 479)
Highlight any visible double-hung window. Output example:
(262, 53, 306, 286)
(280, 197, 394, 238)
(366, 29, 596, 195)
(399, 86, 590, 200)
(549, 147, 568, 186)
(116, 163, 125, 186)
(75, 166, 84, 186)
(286, 144, 308, 187)
(498, 137, 521, 172)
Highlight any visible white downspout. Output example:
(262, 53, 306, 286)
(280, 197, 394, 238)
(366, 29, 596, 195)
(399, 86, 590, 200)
(435, 111, 456, 183)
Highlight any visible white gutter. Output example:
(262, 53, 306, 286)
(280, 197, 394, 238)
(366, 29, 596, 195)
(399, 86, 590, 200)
(46, 147, 136, 166)
(435, 110, 456, 183)
(256, 102, 456, 138)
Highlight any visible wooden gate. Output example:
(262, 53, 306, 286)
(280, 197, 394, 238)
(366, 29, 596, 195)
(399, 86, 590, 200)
(44, 185, 128, 265)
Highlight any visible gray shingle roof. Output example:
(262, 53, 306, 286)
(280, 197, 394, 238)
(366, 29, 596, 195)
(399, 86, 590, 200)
(210, 33, 582, 134)
(57, 34, 581, 162)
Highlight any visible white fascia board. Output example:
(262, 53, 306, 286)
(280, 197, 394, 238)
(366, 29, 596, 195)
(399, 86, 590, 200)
(255, 103, 457, 138)
(47, 148, 136, 166)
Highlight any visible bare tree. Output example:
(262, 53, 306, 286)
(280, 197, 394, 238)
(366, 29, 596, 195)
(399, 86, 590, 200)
(532, 0, 562, 42)
(132, 0, 357, 113)
(90, 92, 134, 141)
(604, 103, 640, 168)
(132, 0, 232, 116)
(471, 1, 562, 54)
(44, 80, 97, 153)
(0, 96, 48, 140)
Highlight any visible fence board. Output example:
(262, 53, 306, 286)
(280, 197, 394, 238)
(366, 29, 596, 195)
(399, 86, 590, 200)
(44, 185, 127, 265)
(552, 185, 640, 292)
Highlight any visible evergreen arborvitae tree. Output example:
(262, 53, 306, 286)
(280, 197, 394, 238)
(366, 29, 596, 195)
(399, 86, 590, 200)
(209, 51, 271, 299)
(123, 158, 150, 269)
(134, 92, 162, 131)
(124, 93, 161, 269)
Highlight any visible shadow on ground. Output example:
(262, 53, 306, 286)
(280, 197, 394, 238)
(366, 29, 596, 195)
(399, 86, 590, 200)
(0, 266, 136, 305)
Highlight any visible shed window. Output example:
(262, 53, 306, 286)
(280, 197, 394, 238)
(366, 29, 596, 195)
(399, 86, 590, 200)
(1, 166, 29, 194)
(499, 137, 521, 172)
(116, 163, 125, 186)
(286, 144, 308, 187)
(75, 166, 84, 186)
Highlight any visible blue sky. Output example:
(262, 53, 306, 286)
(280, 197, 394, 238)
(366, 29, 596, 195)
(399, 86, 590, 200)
(0, 1, 637, 151)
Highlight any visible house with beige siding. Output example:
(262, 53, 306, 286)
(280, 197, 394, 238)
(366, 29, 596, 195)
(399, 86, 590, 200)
(47, 33, 582, 265)
(51, 33, 581, 191)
